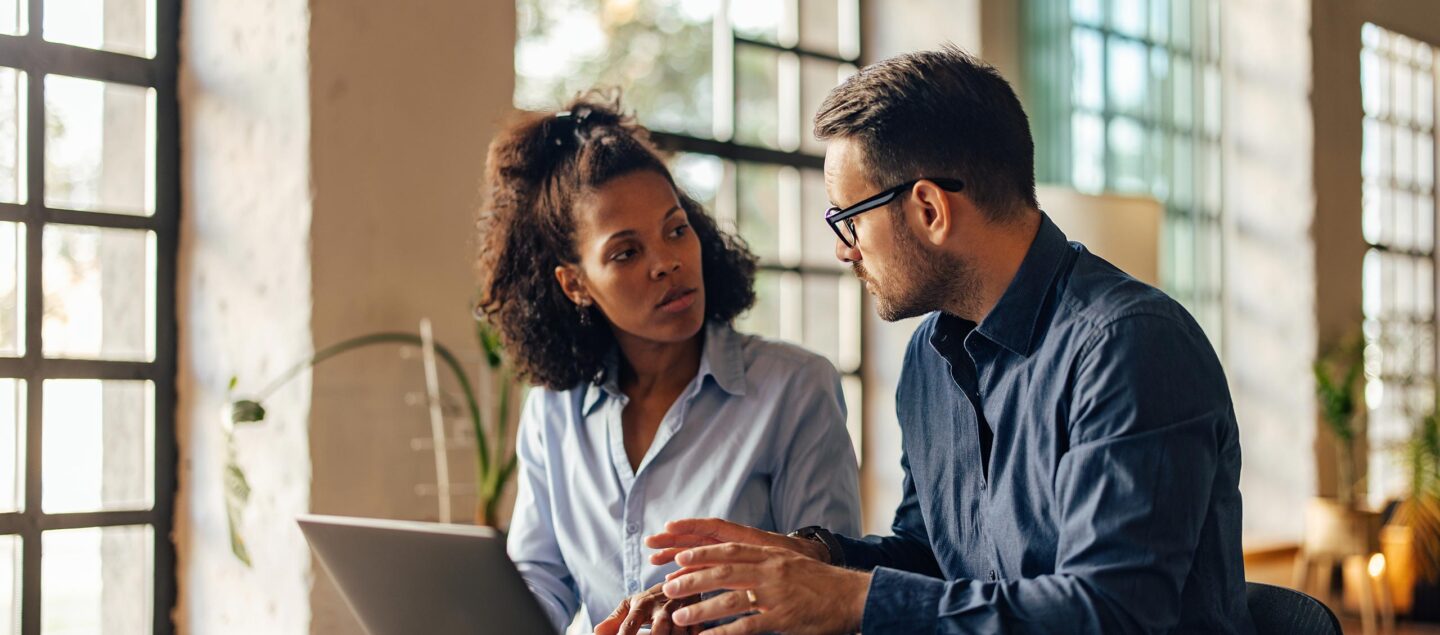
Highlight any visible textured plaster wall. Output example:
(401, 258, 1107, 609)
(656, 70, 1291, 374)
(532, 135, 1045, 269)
(174, 0, 316, 631)
(1222, 0, 1317, 544)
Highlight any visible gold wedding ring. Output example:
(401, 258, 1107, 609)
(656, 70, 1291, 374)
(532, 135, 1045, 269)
(745, 589, 759, 610)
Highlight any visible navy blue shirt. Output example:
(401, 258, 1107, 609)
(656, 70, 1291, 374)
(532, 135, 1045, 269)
(837, 214, 1254, 634)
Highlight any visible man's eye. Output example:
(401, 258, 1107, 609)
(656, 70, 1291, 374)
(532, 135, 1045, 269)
(612, 249, 637, 262)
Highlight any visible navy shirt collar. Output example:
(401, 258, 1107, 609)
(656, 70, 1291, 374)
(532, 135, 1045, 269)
(932, 212, 1072, 358)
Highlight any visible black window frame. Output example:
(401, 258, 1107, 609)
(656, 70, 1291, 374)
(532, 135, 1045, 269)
(0, 0, 180, 633)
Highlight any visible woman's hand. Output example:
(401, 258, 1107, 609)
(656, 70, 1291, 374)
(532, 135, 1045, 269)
(593, 581, 702, 635)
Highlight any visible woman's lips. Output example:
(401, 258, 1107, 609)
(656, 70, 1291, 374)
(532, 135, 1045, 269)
(657, 289, 697, 313)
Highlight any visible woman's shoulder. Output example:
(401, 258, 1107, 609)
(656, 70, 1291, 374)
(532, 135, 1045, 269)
(726, 326, 841, 384)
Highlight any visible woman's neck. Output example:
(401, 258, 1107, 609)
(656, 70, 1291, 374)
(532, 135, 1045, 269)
(615, 327, 704, 397)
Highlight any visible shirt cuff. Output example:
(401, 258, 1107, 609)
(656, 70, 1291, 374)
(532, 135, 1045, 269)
(861, 567, 944, 634)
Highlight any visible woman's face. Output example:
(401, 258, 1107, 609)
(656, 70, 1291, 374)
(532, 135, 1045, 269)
(557, 170, 707, 346)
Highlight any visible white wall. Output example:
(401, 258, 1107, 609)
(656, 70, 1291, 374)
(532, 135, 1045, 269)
(174, 0, 315, 631)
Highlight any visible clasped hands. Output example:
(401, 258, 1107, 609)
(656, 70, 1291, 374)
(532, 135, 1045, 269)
(593, 519, 869, 635)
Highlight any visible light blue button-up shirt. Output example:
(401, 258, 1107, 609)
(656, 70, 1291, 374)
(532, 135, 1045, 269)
(506, 322, 862, 632)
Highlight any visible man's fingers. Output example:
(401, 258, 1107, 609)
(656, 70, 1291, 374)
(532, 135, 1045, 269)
(663, 562, 759, 599)
(672, 590, 758, 627)
(665, 566, 710, 582)
(660, 518, 765, 544)
(697, 614, 773, 635)
(675, 543, 772, 567)
(647, 536, 718, 553)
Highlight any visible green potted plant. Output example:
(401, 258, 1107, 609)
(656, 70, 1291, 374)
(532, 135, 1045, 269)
(1383, 401, 1440, 619)
(223, 317, 520, 566)
(1300, 335, 1381, 593)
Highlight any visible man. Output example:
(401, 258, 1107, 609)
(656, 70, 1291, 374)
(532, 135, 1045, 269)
(642, 46, 1254, 634)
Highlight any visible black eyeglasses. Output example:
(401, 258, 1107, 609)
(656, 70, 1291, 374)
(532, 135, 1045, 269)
(823, 178, 965, 248)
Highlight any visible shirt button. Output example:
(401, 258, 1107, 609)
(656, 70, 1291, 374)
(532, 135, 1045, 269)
(626, 523, 639, 535)
(628, 580, 640, 593)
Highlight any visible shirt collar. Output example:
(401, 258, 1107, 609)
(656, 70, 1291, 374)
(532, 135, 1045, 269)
(973, 212, 1072, 357)
(582, 321, 747, 415)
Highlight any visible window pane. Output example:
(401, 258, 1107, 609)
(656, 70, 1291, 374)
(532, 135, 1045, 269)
(801, 57, 847, 155)
(800, 168, 843, 269)
(730, 0, 782, 45)
(1072, 28, 1103, 112)
(735, 44, 781, 149)
(1109, 0, 1146, 39)
(45, 76, 155, 216)
(0, 222, 21, 358)
(0, 68, 23, 205)
(0, 535, 13, 635)
(42, 225, 156, 362)
(514, 0, 713, 138)
(42, 525, 152, 635)
(802, 275, 840, 368)
(737, 162, 781, 262)
(44, 0, 154, 57)
(42, 380, 154, 513)
(671, 152, 724, 213)
(841, 375, 862, 460)
(738, 270, 781, 339)
(1071, 111, 1104, 193)
(0, 0, 22, 36)
(1172, 55, 1193, 131)
(1070, 0, 1102, 26)
(1148, 0, 1169, 44)
(1107, 37, 1148, 117)
(799, 0, 841, 57)
(1108, 116, 1147, 193)
(0, 379, 22, 514)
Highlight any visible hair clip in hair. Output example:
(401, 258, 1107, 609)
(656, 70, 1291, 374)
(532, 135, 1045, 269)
(552, 107, 594, 146)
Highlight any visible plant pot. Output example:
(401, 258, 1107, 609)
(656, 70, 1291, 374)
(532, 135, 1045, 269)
(1381, 523, 1440, 621)
(1304, 497, 1382, 557)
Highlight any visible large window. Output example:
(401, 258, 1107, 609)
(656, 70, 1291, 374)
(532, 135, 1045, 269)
(516, 0, 865, 453)
(0, 0, 179, 633)
(1023, 0, 1224, 339)
(1361, 23, 1437, 506)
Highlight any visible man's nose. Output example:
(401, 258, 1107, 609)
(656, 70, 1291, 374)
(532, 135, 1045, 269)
(836, 236, 861, 264)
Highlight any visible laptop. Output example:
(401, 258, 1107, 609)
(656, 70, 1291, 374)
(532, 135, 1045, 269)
(298, 514, 558, 635)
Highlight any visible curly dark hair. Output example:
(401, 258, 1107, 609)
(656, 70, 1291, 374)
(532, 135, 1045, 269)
(476, 92, 757, 391)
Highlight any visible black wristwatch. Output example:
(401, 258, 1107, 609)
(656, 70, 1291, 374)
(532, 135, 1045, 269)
(788, 526, 846, 568)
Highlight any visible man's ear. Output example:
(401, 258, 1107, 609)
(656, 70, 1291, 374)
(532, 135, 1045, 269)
(554, 264, 590, 306)
(910, 179, 955, 246)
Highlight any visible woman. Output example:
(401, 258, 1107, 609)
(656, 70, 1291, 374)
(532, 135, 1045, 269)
(475, 92, 861, 635)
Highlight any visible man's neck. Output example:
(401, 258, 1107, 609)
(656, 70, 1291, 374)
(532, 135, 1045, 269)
(942, 209, 1042, 323)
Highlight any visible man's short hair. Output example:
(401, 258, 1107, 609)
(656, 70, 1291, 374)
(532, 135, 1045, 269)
(814, 45, 1039, 218)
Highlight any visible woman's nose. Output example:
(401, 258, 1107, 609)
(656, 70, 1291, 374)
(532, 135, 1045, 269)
(651, 257, 681, 280)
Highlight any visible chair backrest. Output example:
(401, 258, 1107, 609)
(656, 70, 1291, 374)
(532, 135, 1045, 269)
(1246, 582, 1342, 635)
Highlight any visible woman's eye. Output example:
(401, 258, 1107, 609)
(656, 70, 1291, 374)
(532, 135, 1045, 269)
(669, 224, 691, 238)
(611, 249, 637, 262)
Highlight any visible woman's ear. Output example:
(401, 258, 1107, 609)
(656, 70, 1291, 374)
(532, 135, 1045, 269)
(554, 264, 591, 307)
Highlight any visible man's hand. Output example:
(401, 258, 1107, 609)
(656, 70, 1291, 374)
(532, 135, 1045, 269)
(593, 581, 701, 635)
(645, 518, 828, 566)
(659, 543, 870, 635)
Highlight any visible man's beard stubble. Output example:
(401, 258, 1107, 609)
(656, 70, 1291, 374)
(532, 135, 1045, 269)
(855, 227, 979, 322)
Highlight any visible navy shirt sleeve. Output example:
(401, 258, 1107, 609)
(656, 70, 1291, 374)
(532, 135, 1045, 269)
(833, 451, 943, 577)
(859, 313, 1234, 634)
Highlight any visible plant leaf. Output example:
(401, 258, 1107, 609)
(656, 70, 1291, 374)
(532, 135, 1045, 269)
(232, 399, 267, 424)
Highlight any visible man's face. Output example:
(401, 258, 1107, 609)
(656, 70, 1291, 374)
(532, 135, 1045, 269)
(823, 137, 975, 321)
